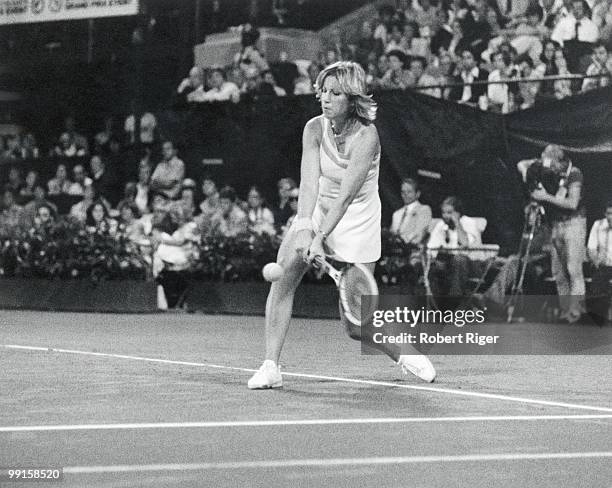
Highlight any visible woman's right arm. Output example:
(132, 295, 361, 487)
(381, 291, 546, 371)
(294, 117, 322, 258)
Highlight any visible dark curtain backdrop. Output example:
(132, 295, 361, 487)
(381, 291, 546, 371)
(24, 87, 607, 256)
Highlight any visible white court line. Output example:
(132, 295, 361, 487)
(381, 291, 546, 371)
(62, 452, 612, 474)
(2, 415, 612, 433)
(3, 343, 612, 413)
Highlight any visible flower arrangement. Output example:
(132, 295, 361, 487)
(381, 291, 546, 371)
(0, 220, 413, 285)
(0, 218, 149, 282)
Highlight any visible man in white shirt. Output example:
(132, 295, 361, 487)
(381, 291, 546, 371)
(487, 51, 514, 113)
(582, 42, 610, 91)
(190, 68, 240, 103)
(176, 66, 205, 105)
(551, 0, 599, 45)
(67, 164, 93, 196)
(150, 141, 185, 200)
(428, 196, 484, 297)
(587, 202, 612, 324)
(390, 178, 432, 245)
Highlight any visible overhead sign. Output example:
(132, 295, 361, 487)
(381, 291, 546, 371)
(0, 0, 139, 25)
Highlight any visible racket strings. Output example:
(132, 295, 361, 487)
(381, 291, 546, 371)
(340, 266, 377, 322)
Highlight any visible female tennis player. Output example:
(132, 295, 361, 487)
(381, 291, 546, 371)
(248, 61, 436, 389)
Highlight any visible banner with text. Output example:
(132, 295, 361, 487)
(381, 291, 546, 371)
(0, 0, 139, 25)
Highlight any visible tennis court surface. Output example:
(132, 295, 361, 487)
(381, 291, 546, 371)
(1, 310, 611, 487)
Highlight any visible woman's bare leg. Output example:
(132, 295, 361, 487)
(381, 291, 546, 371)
(264, 230, 308, 364)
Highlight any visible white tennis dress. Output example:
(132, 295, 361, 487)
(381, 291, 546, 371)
(311, 116, 381, 263)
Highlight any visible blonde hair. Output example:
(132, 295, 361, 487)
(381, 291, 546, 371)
(314, 61, 377, 123)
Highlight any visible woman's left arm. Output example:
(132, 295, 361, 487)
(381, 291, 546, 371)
(308, 125, 379, 260)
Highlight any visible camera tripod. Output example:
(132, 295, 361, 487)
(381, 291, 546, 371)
(506, 203, 544, 322)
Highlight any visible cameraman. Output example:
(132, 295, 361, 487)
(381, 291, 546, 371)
(517, 145, 586, 323)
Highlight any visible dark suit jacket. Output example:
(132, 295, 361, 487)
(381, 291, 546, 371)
(449, 68, 489, 103)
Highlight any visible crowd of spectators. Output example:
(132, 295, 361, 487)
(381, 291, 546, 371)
(173, 0, 611, 113)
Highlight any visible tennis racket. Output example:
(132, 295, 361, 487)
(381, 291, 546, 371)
(313, 256, 379, 327)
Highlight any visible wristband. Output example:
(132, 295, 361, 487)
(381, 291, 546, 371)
(293, 217, 313, 232)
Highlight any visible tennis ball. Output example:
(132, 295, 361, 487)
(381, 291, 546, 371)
(262, 262, 284, 282)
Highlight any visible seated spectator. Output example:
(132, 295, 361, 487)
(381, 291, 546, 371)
(90, 155, 120, 206)
(410, 56, 441, 97)
(1, 135, 23, 164)
(427, 196, 485, 297)
(446, 19, 473, 60)
(197, 176, 221, 232)
(23, 185, 57, 224)
(116, 182, 138, 212)
(67, 164, 93, 196)
(517, 56, 540, 109)
(5, 167, 23, 195)
(431, 9, 454, 56)
(551, 0, 599, 47)
(390, 178, 432, 246)
(281, 188, 299, 238)
(553, 0, 599, 73)
(52, 132, 86, 158)
(449, 49, 489, 104)
(18, 170, 39, 204)
(582, 42, 610, 91)
(32, 203, 57, 231)
(47, 164, 72, 195)
(70, 185, 110, 224)
(240, 70, 263, 100)
(271, 177, 297, 233)
(135, 160, 152, 216)
(150, 141, 185, 200)
(0, 189, 25, 232)
(141, 192, 170, 236)
(384, 23, 415, 56)
(246, 185, 276, 236)
(63, 116, 89, 156)
(463, 0, 494, 59)
(118, 201, 146, 244)
(85, 200, 117, 235)
(176, 66, 205, 105)
(586, 201, 612, 324)
(191, 67, 240, 103)
(505, 4, 549, 64)
(209, 186, 248, 238)
(487, 51, 516, 112)
(260, 70, 287, 96)
(434, 52, 456, 99)
(535, 39, 560, 101)
(380, 50, 415, 89)
(179, 183, 198, 221)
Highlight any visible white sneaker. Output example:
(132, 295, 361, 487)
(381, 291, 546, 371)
(398, 354, 436, 383)
(247, 360, 283, 389)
